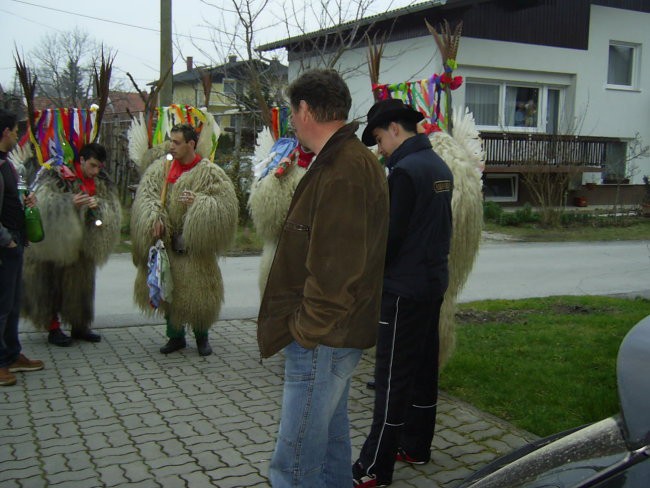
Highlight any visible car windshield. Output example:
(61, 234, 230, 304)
(473, 417, 629, 488)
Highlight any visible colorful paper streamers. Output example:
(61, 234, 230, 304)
(23, 108, 100, 169)
(270, 107, 290, 141)
(147, 105, 217, 159)
(253, 137, 298, 180)
(372, 60, 463, 134)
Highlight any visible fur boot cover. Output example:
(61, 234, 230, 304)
(21, 170, 122, 331)
(130, 156, 238, 333)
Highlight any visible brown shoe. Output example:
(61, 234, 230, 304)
(0, 367, 17, 386)
(8, 354, 45, 373)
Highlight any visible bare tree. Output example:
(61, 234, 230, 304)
(29, 28, 118, 107)
(275, 0, 399, 73)
(184, 0, 398, 134)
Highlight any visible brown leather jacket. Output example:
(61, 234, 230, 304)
(257, 122, 389, 358)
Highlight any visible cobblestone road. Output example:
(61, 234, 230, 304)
(1, 320, 536, 487)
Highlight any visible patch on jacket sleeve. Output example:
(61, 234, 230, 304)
(434, 180, 452, 193)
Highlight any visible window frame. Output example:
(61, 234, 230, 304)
(606, 41, 641, 91)
(484, 173, 519, 203)
(465, 80, 564, 134)
(223, 78, 237, 97)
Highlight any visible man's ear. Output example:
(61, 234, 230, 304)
(298, 100, 311, 121)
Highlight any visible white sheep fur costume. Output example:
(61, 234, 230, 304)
(248, 108, 484, 366)
(9, 144, 122, 332)
(128, 112, 239, 333)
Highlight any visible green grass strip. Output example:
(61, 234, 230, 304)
(440, 295, 650, 437)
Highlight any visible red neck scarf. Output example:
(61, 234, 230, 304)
(74, 162, 96, 196)
(167, 154, 202, 183)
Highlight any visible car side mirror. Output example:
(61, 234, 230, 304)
(617, 314, 650, 450)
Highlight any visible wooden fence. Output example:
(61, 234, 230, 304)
(98, 118, 138, 205)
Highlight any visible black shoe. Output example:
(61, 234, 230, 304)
(366, 380, 376, 390)
(48, 328, 73, 347)
(160, 337, 186, 354)
(196, 336, 212, 357)
(71, 329, 101, 343)
(352, 460, 390, 487)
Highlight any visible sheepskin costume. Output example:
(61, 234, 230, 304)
(129, 112, 239, 334)
(20, 159, 122, 332)
(247, 128, 310, 292)
(247, 109, 484, 366)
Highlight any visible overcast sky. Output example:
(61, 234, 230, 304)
(1, 0, 418, 91)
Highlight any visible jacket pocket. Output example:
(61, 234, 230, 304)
(284, 220, 311, 240)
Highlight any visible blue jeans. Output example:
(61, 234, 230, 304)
(0, 243, 23, 368)
(270, 341, 362, 487)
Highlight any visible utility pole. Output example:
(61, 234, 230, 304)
(160, 0, 173, 106)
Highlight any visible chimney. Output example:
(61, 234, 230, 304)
(186, 56, 193, 71)
(228, 55, 237, 64)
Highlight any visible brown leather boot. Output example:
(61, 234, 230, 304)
(0, 367, 17, 386)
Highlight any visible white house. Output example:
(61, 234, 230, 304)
(259, 0, 650, 206)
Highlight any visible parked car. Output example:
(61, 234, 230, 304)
(457, 315, 650, 488)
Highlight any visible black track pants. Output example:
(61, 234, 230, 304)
(357, 291, 443, 483)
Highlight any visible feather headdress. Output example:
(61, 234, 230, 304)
(127, 105, 221, 174)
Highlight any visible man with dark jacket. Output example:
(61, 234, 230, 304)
(257, 69, 389, 487)
(0, 109, 44, 386)
(353, 99, 453, 487)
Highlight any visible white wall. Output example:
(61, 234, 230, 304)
(288, 5, 650, 182)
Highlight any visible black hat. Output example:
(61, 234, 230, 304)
(361, 99, 424, 146)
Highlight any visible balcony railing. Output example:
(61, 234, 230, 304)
(481, 132, 621, 170)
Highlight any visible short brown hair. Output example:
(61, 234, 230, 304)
(287, 69, 351, 123)
(171, 123, 198, 145)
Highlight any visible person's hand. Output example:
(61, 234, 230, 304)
(7, 240, 17, 248)
(87, 196, 98, 209)
(72, 192, 93, 209)
(153, 218, 165, 239)
(23, 192, 37, 208)
(178, 190, 196, 206)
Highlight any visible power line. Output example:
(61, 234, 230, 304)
(0, 6, 65, 33)
(7, 0, 215, 42)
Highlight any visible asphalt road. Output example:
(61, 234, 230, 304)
(87, 239, 650, 329)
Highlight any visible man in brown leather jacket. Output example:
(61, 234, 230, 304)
(257, 69, 389, 487)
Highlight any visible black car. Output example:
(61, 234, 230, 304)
(456, 315, 650, 488)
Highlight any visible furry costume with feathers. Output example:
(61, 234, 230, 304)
(248, 128, 308, 291)
(129, 112, 238, 334)
(21, 169, 122, 331)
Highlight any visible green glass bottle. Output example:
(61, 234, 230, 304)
(25, 205, 44, 243)
(18, 175, 45, 243)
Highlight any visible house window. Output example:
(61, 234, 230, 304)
(607, 42, 638, 88)
(224, 79, 237, 98)
(546, 89, 560, 135)
(505, 86, 538, 128)
(466, 83, 499, 126)
(602, 141, 629, 184)
(484, 173, 519, 202)
(466, 81, 561, 133)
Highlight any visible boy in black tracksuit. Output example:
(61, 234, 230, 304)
(353, 99, 453, 487)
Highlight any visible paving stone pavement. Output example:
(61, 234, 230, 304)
(1, 320, 538, 487)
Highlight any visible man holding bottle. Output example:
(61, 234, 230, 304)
(0, 108, 44, 386)
(21, 142, 122, 347)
